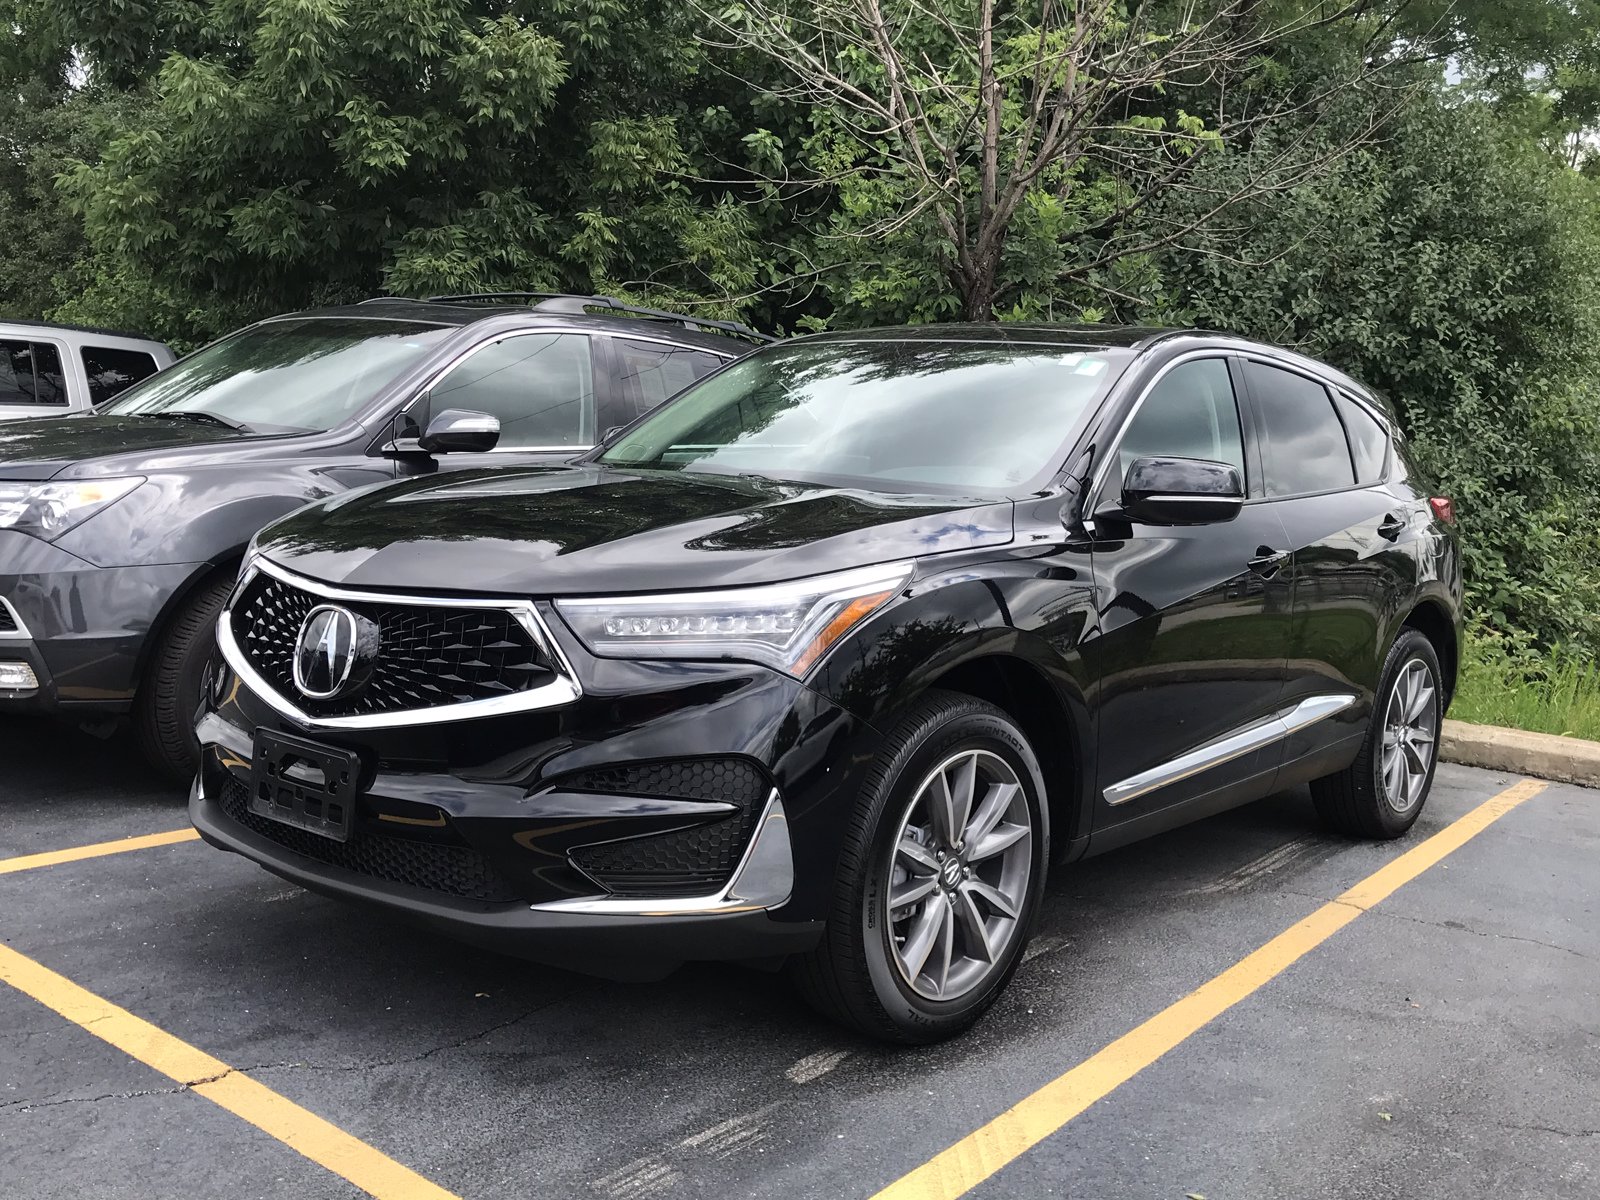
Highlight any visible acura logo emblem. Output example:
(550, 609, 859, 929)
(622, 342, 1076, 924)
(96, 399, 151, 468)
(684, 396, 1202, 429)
(292, 605, 378, 701)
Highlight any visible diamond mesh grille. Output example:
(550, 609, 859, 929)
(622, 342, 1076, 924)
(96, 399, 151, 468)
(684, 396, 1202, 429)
(562, 759, 769, 898)
(217, 773, 522, 903)
(229, 570, 557, 718)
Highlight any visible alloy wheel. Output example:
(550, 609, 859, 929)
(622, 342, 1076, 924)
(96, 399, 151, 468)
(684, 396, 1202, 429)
(886, 749, 1033, 1001)
(1381, 657, 1438, 814)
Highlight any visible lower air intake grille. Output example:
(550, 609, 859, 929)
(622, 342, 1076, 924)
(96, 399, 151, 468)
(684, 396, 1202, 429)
(561, 758, 770, 898)
(217, 773, 522, 903)
(0, 602, 18, 634)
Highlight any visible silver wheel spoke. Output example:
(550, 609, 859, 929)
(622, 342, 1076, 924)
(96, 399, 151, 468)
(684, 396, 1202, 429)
(963, 877, 1019, 920)
(953, 886, 996, 964)
(970, 820, 1030, 862)
(899, 892, 948, 981)
(1406, 678, 1435, 723)
(964, 782, 1018, 847)
(891, 875, 939, 910)
(1402, 739, 1429, 776)
(932, 894, 956, 995)
(897, 836, 939, 874)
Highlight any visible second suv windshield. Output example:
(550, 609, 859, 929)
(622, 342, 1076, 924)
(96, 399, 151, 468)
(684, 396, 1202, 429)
(101, 317, 453, 434)
(598, 339, 1129, 495)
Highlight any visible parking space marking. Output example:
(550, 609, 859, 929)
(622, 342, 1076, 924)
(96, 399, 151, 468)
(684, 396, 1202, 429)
(0, 828, 199, 876)
(871, 777, 1549, 1200)
(0, 942, 460, 1200)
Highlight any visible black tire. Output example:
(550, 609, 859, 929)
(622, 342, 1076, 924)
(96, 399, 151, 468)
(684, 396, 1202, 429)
(791, 689, 1050, 1043)
(1310, 629, 1443, 839)
(134, 575, 232, 785)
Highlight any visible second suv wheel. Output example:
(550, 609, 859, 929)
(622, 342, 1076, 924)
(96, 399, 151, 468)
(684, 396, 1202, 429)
(793, 690, 1049, 1043)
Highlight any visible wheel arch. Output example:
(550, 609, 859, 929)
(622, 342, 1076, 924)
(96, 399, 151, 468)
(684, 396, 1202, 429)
(1398, 597, 1459, 705)
(131, 552, 245, 692)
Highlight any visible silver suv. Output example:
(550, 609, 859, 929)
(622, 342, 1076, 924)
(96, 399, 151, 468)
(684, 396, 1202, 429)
(1, 320, 175, 419)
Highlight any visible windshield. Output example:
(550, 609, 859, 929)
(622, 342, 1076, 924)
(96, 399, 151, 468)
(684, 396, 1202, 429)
(597, 339, 1129, 495)
(100, 317, 455, 434)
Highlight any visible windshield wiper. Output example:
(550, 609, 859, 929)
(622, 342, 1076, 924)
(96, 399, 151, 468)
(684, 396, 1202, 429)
(147, 411, 253, 433)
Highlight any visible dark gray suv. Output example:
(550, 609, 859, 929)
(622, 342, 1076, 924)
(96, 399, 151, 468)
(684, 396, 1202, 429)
(0, 294, 767, 779)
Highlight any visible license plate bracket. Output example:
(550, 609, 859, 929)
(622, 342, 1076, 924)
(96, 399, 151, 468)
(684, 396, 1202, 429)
(249, 729, 362, 843)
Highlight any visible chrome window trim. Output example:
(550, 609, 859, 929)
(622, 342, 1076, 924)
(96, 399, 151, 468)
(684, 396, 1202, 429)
(216, 557, 582, 730)
(0, 595, 31, 639)
(529, 789, 794, 916)
(1102, 694, 1357, 807)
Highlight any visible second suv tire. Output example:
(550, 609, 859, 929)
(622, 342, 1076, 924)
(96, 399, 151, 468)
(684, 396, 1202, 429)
(1310, 629, 1443, 839)
(793, 690, 1049, 1043)
(135, 575, 233, 785)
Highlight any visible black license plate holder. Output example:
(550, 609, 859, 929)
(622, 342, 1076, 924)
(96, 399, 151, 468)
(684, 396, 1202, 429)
(249, 729, 362, 843)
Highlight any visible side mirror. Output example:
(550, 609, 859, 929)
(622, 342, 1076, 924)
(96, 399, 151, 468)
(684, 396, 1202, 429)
(418, 409, 501, 454)
(1120, 455, 1243, 525)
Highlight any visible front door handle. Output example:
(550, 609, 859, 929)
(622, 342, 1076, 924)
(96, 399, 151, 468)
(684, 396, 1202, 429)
(1377, 512, 1407, 541)
(1247, 547, 1289, 578)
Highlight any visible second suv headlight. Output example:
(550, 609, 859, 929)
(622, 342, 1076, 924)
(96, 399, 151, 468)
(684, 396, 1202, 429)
(554, 562, 913, 677)
(0, 477, 145, 542)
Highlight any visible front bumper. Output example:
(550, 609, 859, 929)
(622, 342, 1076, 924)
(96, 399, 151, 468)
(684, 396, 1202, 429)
(0, 530, 202, 712)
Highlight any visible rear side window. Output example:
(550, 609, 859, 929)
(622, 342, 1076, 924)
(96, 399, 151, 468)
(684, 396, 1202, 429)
(1114, 358, 1246, 490)
(81, 345, 160, 405)
(0, 340, 66, 406)
(1246, 362, 1356, 497)
(1335, 393, 1389, 484)
(613, 339, 724, 421)
(428, 332, 596, 448)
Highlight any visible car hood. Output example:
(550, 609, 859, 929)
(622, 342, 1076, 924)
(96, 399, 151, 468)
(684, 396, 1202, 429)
(0, 415, 255, 481)
(257, 465, 1015, 595)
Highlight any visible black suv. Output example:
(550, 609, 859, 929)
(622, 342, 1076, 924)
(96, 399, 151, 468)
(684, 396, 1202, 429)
(191, 326, 1462, 1042)
(0, 294, 764, 779)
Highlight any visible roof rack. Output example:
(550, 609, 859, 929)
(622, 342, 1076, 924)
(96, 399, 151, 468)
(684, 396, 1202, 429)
(420, 292, 778, 344)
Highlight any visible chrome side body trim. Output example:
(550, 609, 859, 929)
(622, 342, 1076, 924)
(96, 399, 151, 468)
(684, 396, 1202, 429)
(529, 790, 794, 916)
(1102, 694, 1357, 807)
(217, 557, 582, 730)
(0, 596, 31, 639)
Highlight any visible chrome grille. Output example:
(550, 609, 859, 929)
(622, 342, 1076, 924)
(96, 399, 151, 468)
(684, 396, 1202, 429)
(228, 568, 560, 720)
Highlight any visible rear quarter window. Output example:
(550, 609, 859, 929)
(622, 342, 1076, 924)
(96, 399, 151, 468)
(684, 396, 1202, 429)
(1335, 393, 1391, 484)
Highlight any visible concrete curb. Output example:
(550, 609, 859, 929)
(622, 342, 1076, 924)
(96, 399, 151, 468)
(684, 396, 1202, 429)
(1440, 719, 1600, 789)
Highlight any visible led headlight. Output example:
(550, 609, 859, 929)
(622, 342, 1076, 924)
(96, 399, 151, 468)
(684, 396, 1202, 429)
(0, 478, 144, 542)
(555, 562, 913, 677)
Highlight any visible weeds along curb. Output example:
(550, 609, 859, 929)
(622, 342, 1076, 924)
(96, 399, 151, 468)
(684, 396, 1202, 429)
(1441, 719, 1600, 789)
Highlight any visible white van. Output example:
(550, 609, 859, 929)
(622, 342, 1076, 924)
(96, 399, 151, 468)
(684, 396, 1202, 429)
(0, 320, 175, 419)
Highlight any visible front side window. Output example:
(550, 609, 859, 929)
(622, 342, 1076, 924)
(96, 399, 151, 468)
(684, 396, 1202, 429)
(426, 333, 595, 448)
(613, 339, 724, 421)
(1247, 362, 1356, 497)
(598, 340, 1129, 495)
(1113, 358, 1245, 493)
(82, 345, 160, 405)
(101, 318, 454, 434)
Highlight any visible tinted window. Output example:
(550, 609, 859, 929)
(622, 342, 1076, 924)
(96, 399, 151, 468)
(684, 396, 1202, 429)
(82, 345, 160, 405)
(429, 333, 594, 448)
(1114, 358, 1244, 491)
(613, 339, 723, 421)
(1247, 362, 1356, 496)
(0, 340, 33, 405)
(101, 318, 454, 434)
(600, 341, 1128, 495)
(1336, 393, 1389, 484)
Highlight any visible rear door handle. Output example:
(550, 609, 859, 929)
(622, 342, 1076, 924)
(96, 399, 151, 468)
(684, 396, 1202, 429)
(1377, 512, 1407, 541)
(1247, 547, 1289, 577)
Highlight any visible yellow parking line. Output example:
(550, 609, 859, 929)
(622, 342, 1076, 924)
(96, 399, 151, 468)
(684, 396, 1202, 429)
(0, 941, 460, 1200)
(873, 777, 1548, 1200)
(0, 828, 200, 875)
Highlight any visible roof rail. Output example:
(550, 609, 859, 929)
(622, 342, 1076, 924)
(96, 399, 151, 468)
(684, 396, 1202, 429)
(419, 291, 777, 344)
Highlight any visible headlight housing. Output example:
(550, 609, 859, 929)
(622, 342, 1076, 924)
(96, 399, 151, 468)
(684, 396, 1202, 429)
(555, 562, 913, 677)
(0, 477, 144, 542)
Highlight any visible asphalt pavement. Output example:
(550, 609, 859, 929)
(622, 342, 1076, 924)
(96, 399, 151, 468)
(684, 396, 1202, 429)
(1, 715, 1594, 1200)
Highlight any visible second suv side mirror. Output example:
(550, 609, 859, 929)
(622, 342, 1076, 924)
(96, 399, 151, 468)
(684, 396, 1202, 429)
(1120, 455, 1243, 525)
(418, 409, 501, 454)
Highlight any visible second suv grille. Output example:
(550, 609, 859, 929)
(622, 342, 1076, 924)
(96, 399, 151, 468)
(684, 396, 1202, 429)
(229, 569, 559, 719)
